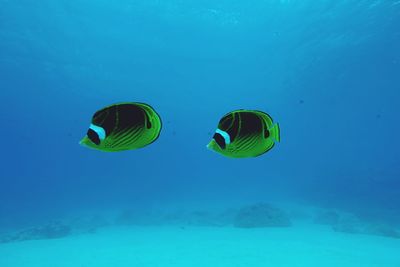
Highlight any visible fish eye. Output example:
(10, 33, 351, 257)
(213, 133, 226, 149)
(87, 128, 101, 145)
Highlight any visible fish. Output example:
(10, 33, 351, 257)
(207, 109, 280, 158)
(80, 102, 162, 152)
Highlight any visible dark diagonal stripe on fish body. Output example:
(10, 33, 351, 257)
(110, 128, 137, 147)
(235, 128, 257, 147)
(242, 134, 260, 151)
(113, 125, 139, 139)
(259, 111, 274, 126)
(234, 135, 250, 150)
(219, 113, 234, 131)
(236, 134, 258, 151)
(92, 107, 109, 126)
(116, 126, 145, 147)
(117, 128, 145, 147)
(112, 128, 137, 146)
(234, 138, 250, 152)
(112, 127, 142, 148)
(142, 109, 152, 129)
(225, 112, 240, 143)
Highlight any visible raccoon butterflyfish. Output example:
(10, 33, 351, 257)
(207, 109, 280, 158)
(80, 102, 162, 152)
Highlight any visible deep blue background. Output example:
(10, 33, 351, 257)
(1, 0, 399, 227)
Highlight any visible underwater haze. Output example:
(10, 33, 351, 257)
(1, 1, 400, 266)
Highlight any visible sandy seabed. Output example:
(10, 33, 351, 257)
(0, 224, 399, 267)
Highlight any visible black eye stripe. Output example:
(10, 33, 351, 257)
(87, 129, 101, 145)
(213, 133, 226, 149)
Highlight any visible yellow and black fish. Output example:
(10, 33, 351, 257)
(80, 102, 162, 152)
(207, 109, 280, 158)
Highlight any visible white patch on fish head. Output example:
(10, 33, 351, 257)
(89, 124, 106, 140)
(215, 128, 231, 145)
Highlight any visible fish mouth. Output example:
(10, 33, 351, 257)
(206, 141, 215, 150)
(79, 137, 89, 147)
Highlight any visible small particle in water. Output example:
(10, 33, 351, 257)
(299, 100, 304, 104)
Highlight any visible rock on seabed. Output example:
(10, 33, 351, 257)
(234, 203, 292, 228)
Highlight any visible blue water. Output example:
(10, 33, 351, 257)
(1, 0, 399, 230)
